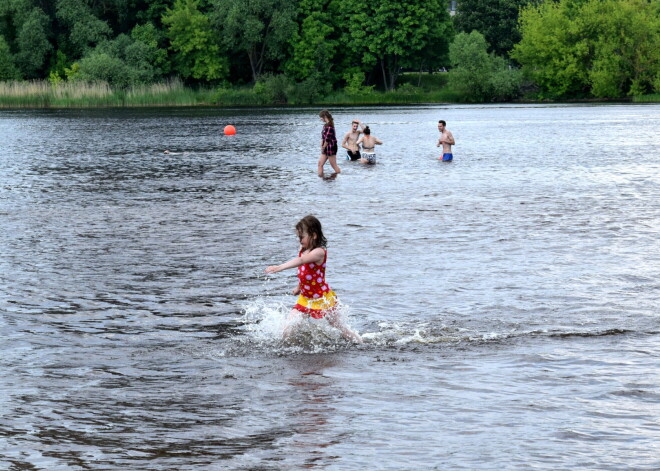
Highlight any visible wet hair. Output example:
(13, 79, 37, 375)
(319, 110, 334, 128)
(438, 120, 446, 126)
(296, 215, 327, 249)
(363, 126, 371, 135)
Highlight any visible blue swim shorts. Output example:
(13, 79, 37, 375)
(442, 153, 453, 161)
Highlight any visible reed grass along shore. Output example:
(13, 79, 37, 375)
(1, 79, 656, 108)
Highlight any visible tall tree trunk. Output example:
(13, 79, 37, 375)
(248, 17, 273, 83)
(248, 51, 258, 83)
(388, 55, 399, 91)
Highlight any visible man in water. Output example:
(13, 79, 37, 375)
(437, 120, 455, 161)
(341, 119, 365, 161)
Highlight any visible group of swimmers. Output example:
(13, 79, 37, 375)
(317, 109, 455, 177)
(164, 109, 455, 177)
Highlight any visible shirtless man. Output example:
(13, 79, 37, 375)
(437, 120, 455, 161)
(341, 119, 365, 161)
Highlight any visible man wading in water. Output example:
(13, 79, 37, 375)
(437, 119, 455, 162)
(341, 119, 365, 161)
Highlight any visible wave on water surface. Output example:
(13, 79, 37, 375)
(223, 299, 649, 356)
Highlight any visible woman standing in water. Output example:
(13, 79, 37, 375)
(356, 126, 383, 164)
(318, 110, 341, 177)
(265, 215, 362, 343)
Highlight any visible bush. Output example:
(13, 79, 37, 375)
(68, 33, 168, 88)
(343, 71, 374, 95)
(254, 73, 291, 104)
(251, 73, 330, 105)
(211, 86, 267, 106)
(489, 56, 523, 101)
(398, 72, 449, 90)
(72, 53, 135, 88)
(395, 83, 423, 94)
(449, 31, 521, 102)
(287, 74, 331, 104)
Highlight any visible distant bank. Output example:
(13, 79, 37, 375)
(0, 80, 657, 109)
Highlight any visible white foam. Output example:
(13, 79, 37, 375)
(362, 321, 466, 346)
(239, 297, 361, 352)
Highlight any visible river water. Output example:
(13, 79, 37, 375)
(1, 104, 658, 470)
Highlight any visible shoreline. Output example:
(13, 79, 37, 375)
(0, 97, 652, 110)
(0, 81, 656, 109)
(0, 99, 651, 110)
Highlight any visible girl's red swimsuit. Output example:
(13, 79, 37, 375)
(294, 249, 337, 319)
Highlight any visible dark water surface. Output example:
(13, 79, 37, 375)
(1, 104, 658, 470)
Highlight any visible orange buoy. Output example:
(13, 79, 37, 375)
(224, 125, 236, 135)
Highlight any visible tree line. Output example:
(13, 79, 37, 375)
(0, 0, 657, 102)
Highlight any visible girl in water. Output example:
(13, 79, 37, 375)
(265, 215, 362, 343)
(318, 110, 341, 177)
(356, 126, 383, 164)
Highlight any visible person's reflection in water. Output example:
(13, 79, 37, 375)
(286, 356, 343, 469)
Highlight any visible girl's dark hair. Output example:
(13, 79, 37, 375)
(319, 110, 334, 128)
(296, 215, 327, 249)
(363, 126, 371, 135)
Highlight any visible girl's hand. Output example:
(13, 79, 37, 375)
(265, 265, 280, 274)
(292, 286, 301, 295)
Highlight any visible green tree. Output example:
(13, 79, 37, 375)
(401, 7, 454, 75)
(73, 51, 133, 86)
(340, 0, 452, 91)
(136, 0, 175, 28)
(130, 22, 170, 76)
(0, 35, 21, 80)
(47, 49, 69, 82)
(0, 0, 52, 79)
(88, 0, 148, 35)
(210, 0, 298, 83)
(14, 6, 52, 78)
(454, 0, 534, 57)
(449, 31, 521, 102)
(512, 0, 660, 98)
(71, 29, 170, 87)
(284, 0, 341, 83)
(514, 1, 588, 98)
(56, 0, 112, 57)
(162, 0, 227, 82)
(582, 0, 660, 97)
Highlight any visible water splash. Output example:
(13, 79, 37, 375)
(238, 297, 361, 354)
(362, 321, 468, 346)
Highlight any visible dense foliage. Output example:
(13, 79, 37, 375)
(454, 0, 535, 57)
(449, 31, 522, 102)
(0, 0, 657, 102)
(0, 0, 453, 91)
(512, 0, 660, 98)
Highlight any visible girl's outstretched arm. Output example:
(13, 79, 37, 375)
(265, 247, 325, 274)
